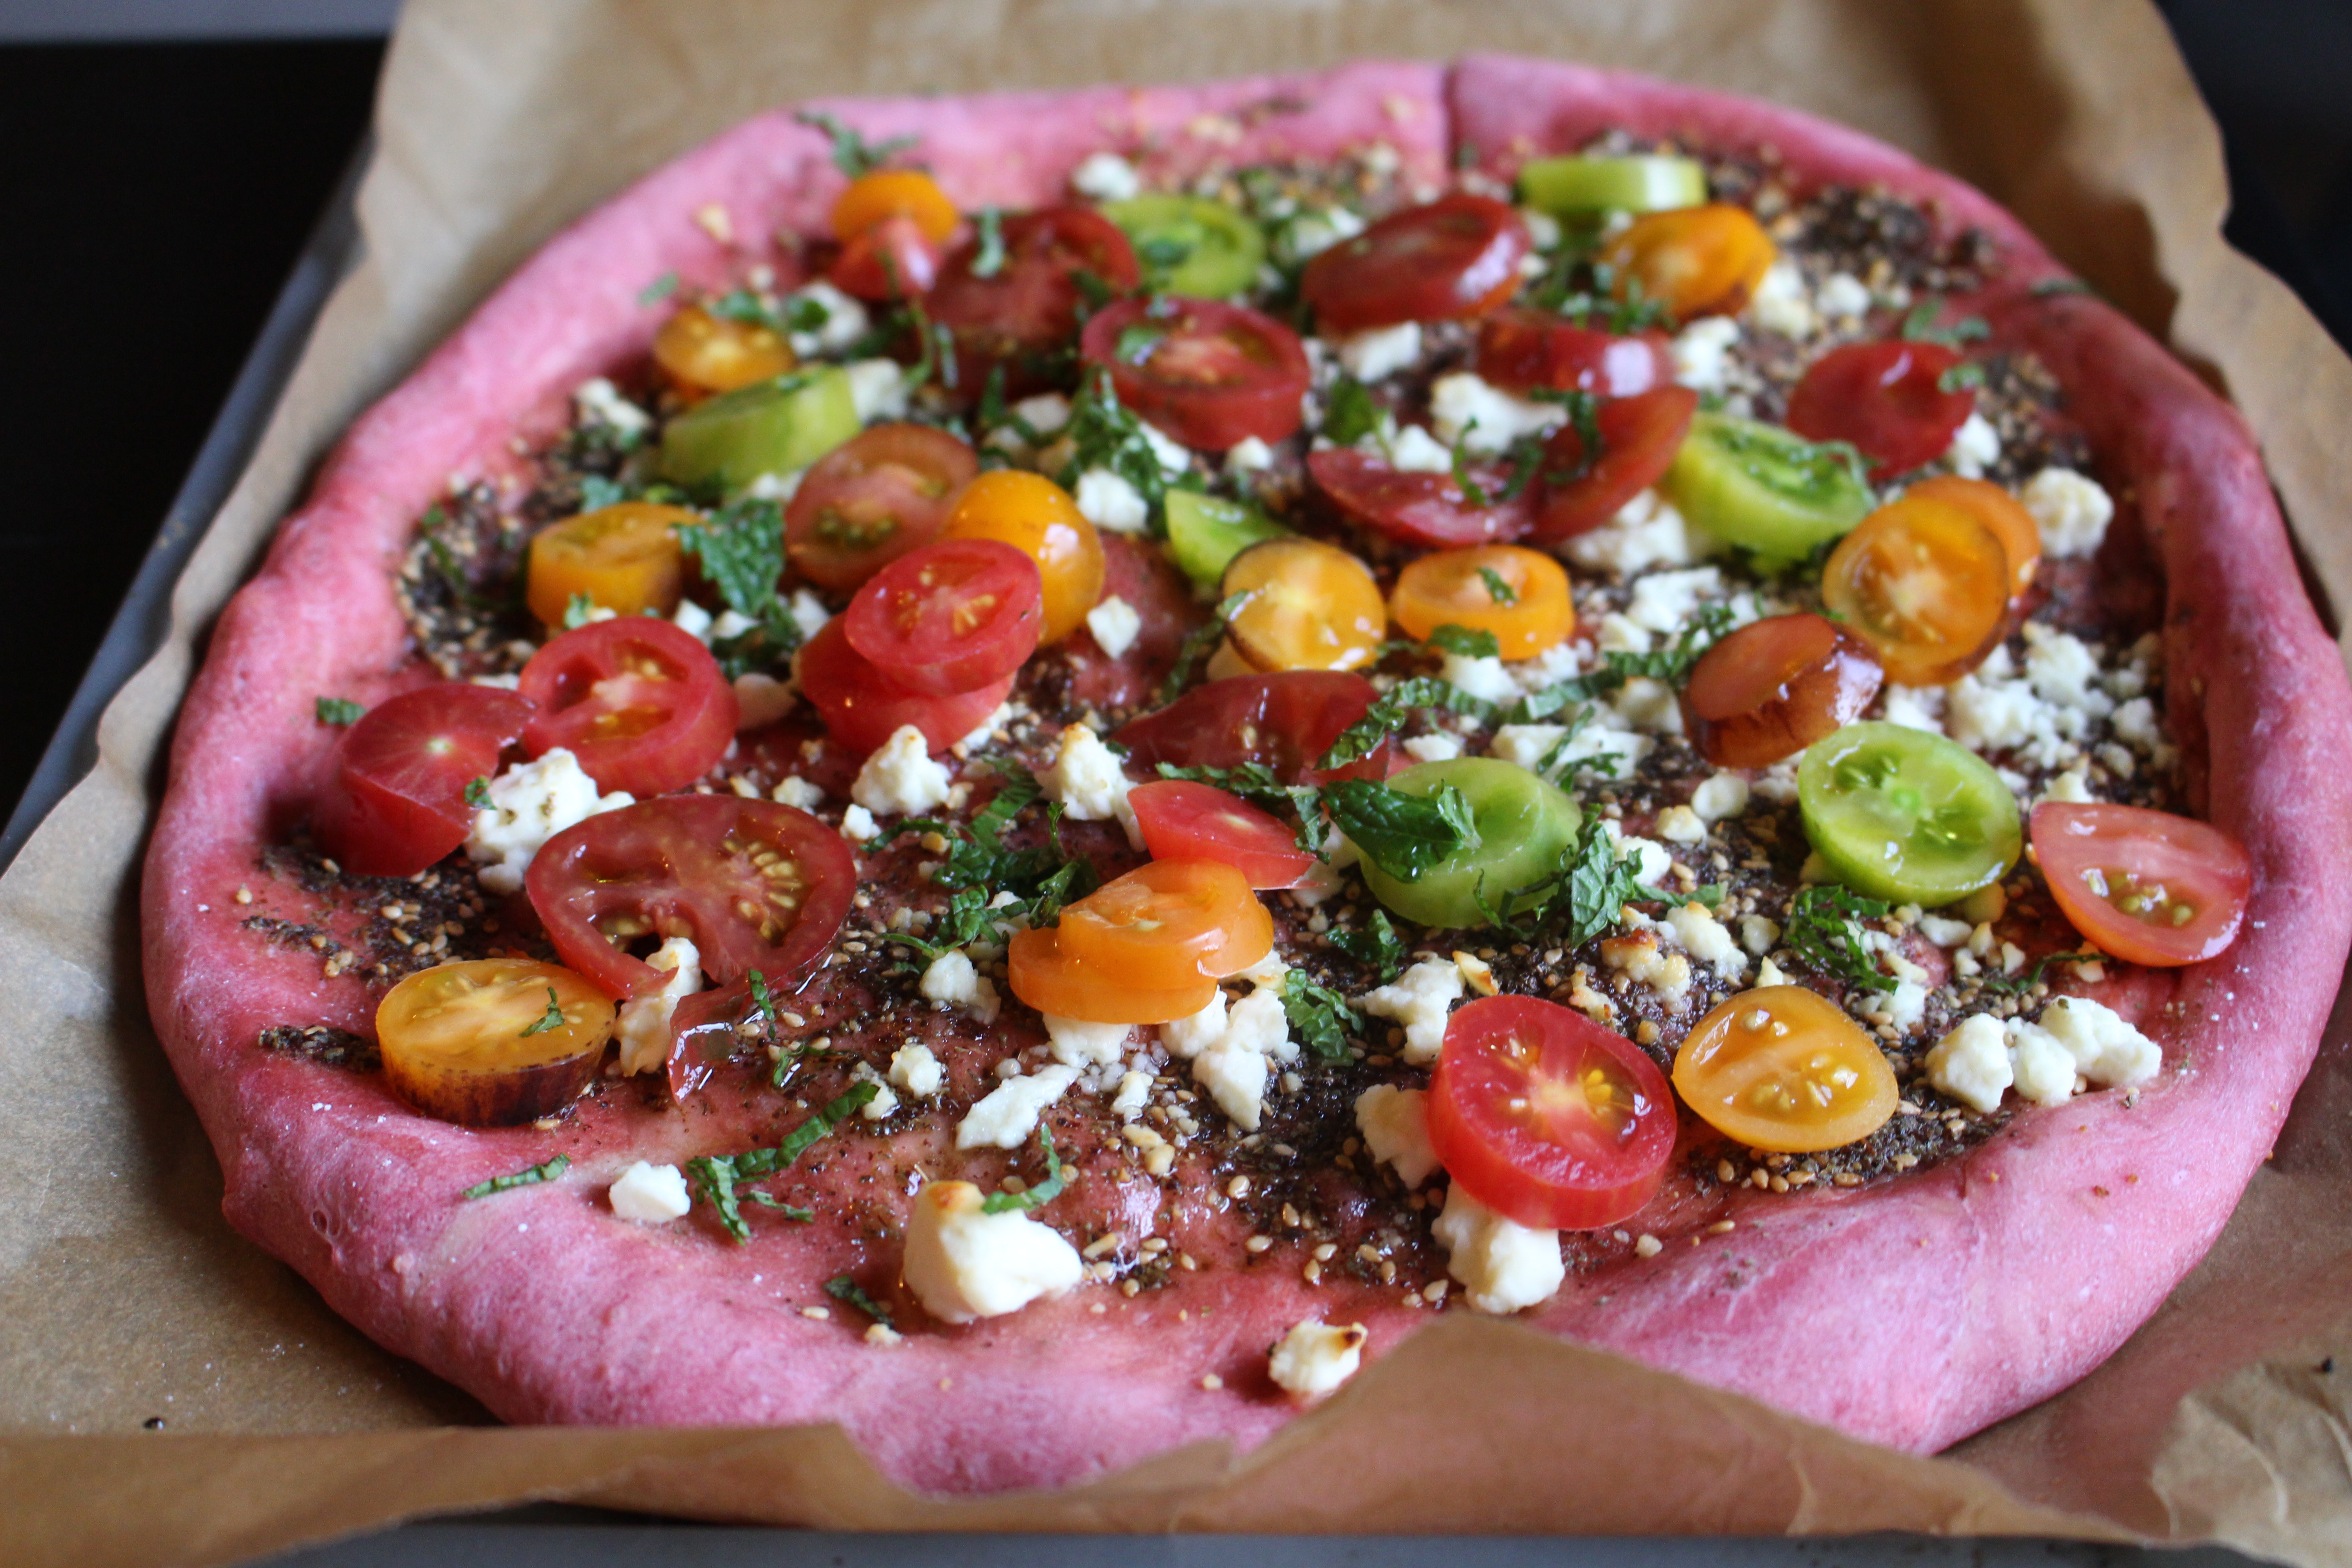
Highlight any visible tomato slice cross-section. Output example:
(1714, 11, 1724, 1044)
(1114, 670, 1394, 786)
(1680, 612, 1884, 769)
(1079, 297, 1310, 450)
(797, 614, 1019, 755)
(926, 206, 1140, 397)
(1055, 859, 1274, 989)
(1525, 385, 1700, 544)
(1302, 193, 1531, 333)
(2030, 801, 2251, 966)
(1473, 307, 1671, 397)
(518, 617, 737, 796)
(1673, 985, 1899, 1153)
(842, 537, 1043, 697)
(1786, 339, 1975, 480)
(784, 422, 979, 592)
(316, 683, 536, 877)
(1005, 926, 1220, 1024)
(1128, 780, 1314, 889)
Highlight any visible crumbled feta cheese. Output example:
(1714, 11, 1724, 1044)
(1740, 915, 1781, 956)
(1357, 958, 1464, 1065)
(2004, 1019, 2078, 1106)
(1690, 772, 1749, 823)
(772, 775, 825, 810)
(1917, 913, 1974, 948)
(1013, 392, 1073, 436)
(2037, 769, 2094, 807)
(2110, 696, 2161, 751)
(1430, 372, 1568, 454)
(901, 1180, 1084, 1323)
(1625, 567, 1722, 635)
(1160, 990, 1230, 1060)
(846, 358, 909, 423)
(1880, 684, 1945, 734)
(1074, 467, 1151, 534)
(573, 377, 650, 436)
(1930, 998, 2159, 1114)
(1518, 206, 1562, 250)
(1353, 1084, 1439, 1187)
(1162, 988, 1292, 1128)
(1815, 270, 1872, 320)
(1137, 419, 1192, 476)
(613, 937, 703, 1075)
(1268, 1319, 1367, 1400)
(1566, 488, 1705, 576)
(608, 1161, 691, 1223)
(849, 1059, 901, 1120)
(1194, 1041, 1272, 1131)
(1668, 316, 1741, 395)
(2021, 467, 2114, 559)
(1747, 259, 1817, 338)
(1656, 804, 1706, 844)
(465, 748, 634, 894)
(956, 1064, 1079, 1149)
(711, 608, 759, 642)
(1070, 150, 1142, 201)
(671, 598, 715, 642)
(784, 279, 869, 357)
(1109, 1069, 1152, 1119)
(1925, 1014, 2014, 1113)
(889, 1043, 944, 1098)
(1084, 594, 1142, 658)
(1385, 423, 1455, 473)
(1335, 322, 1423, 383)
(852, 724, 954, 816)
(2037, 995, 2161, 1089)
(1489, 718, 1651, 781)
(742, 469, 805, 504)
(732, 672, 795, 730)
(1226, 435, 1275, 472)
(1945, 411, 2001, 479)
(1281, 205, 1366, 261)
(1432, 1184, 1565, 1314)
(1039, 722, 1138, 844)
(1441, 652, 1520, 706)
(1041, 1014, 1132, 1069)
(920, 949, 1002, 1025)
(1666, 901, 1746, 980)
(839, 803, 877, 843)
(1755, 955, 1789, 986)
(1402, 732, 1465, 763)
(1600, 932, 1693, 1009)
(1602, 822, 1674, 887)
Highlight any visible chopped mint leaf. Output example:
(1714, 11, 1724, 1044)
(1158, 589, 1252, 705)
(707, 289, 784, 332)
(562, 592, 599, 629)
(1325, 779, 1477, 881)
(1784, 884, 1897, 995)
(461, 1154, 568, 1200)
(1328, 909, 1405, 981)
(1322, 372, 1382, 447)
(1558, 818, 1648, 946)
(1477, 566, 1518, 605)
(1450, 425, 1490, 507)
(1062, 368, 1169, 516)
(578, 474, 631, 512)
(1282, 974, 1358, 1063)
(971, 207, 1007, 279)
(464, 776, 493, 809)
(980, 1127, 1068, 1213)
(1424, 624, 1502, 659)
(637, 271, 680, 306)
(314, 696, 364, 726)
(1937, 360, 1987, 393)
(1979, 949, 2097, 997)
(518, 986, 567, 1037)
(1900, 302, 1991, 348)
(1112, 321, 1167, 362)
(794, 110, 918, 179)
(689, 1083, 879, 1242)
(1317, 676, 1496, 771)
(824, 1274, 896, 1330)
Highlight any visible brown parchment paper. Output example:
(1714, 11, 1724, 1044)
(5, 2, 2351, 1564)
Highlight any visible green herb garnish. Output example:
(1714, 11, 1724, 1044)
(980, 1126, 1068, 1213)
(1282, 974, 1359, 1062)
(688, 1083, 879, 1241)
(461, 1154, 568, 1200)
(314, 696, 363, 726)
(795, 110, 918, 178)
(824, 1274, 896, 1329)
(1784, 884, 1897, 995)
(1324, 778, 1478, 881)
(637, 271, 679, 306)
(1328, 909, 1405, 981)
(517, 986, 567, 1037)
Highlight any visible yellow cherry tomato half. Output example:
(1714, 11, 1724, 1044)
(1220, 536, 1387, 673)
(1007, 926, 1220, 1024)
(377, 958, 617, 1127)
(1389, 544, 1575, 660)
(940, 469, 1105, 645)
(1672, 984, 1900, 1153)
(1820, 493, 2012, 685)
(1902, 475, 2042, 599)
(1598, 203, 1776, 320)
(525, 501, 694, 627)
(1057, 859, 1274, 991)
(652, 302, 796, 397)
(831, 168, 960, 245)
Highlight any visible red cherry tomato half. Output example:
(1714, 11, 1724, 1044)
(927, 206, 1141, 397)
(2030, 801, 2252, 967)
(517, 617, 737, 797)
(526, 795, 858, 1000)
(1127, 779, 1314, 889)
(1301, 193, 1532, 334)
(1526, 384, 1700, 544)
(1306, 446, 1534, 549)
(316, 684, 535, 877)
(828, 212, 945, 302)
(1115, 670, 1393, 787)
(842, 537, 1043, 698)
(1079, 297, 1310, 451)
(1786, 340, 1974, 481)
(1473, 307, 1672, 397)
(1427, 995, 1677, 1231)
(797, 614, 1016, 756)
(1680, 612, 1884, 769)
(785, 422, 979, 592)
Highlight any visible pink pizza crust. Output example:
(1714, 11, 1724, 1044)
(139, 57, 2352, 1493)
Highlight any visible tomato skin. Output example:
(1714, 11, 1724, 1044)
(1427, 995, 1678, 1231)
(1388, 544, 1575, 660)
(317, 684, 535, 877)
(517, 617, 737, 796)
(1680, 612, 1884, 769)
(1115, 670, 1395, 787)
(1057, 859, 1274, 988)
(377, 959, 613, 1127)
(842, 537, 1043, 697)
(1128, 780, 1314, 889)
(940, 470, 1106, 646)
(1786, 340, 1974, 480)
(1820, 494, 2011, 685)
(525, 795, 858, 1000)
(1525, 385, 1700, 544)
(1078, 297, 1310, 450)
(1305, 446, 1535, 549)
(784, 422, 979, 592)
(829, 213, 946, 302)
(1006, 925, 1220, 1024)
(1673, 985, 1900, 1154)
(1597, 203, 1775, 319)
(797, 615, 1018, 755)
(1302, 193, 1531, 333)
(2031, 801, 2251, 966)
(1220, 536, 1387, 674)
(1473, 307, 1671, 397)
(927, 206, 1141, 396)
(1905, 475, 2042, 598)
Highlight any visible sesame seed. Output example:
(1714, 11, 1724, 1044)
(1634, 1234, 1663, 1258)
(1200, 1374, 1223, 1391)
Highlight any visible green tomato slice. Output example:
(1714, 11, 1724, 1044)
(1798, 722, 2022, 903)
(1664, 412, 1875, 559)
(1102, 195, 1267, 299)
(1164, 490, 1290, 588)
(661, 366, 860, 495)
(1355, 758, 1582, 931)
(1517, 154, 1708, 216)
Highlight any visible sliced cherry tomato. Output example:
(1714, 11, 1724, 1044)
(1597, 203, 1775, 320)
(1820, 494, 2011, 685)
(525, 502, 692, 627)
(316, 684, 535, 877)
(1127, 780, 1314, 889)
(1301, 193, 1531, 333)
(1005, 925, 1219, 1024)
(1057, 859, 1274, 989)
(652, 303, 795, 397)
(927, 206, 1141, 396)
(1785, 340, 1973, 480)
(797, 615, 1018, 756)
(1389, 544, 1574, 660)
(1798, 722, 2021, 904)
(1673, 985, 1900, 1153)
(1078, 297, 1309, 450)
(831, 167, 959, 245)
(1353, 758, 1583, 930)
(1680, 612, 1884, 769)
(1427, 995, 1677, 1231)
(1115, 670, 1395, 787)
(525, 795, 858, 999)
(1305, 446, 1534, 549)
(1220, 536, 1387, 673)
(376, 959, 614, 1127)
(1473, 307, 1671, 397)
(940, 469, 1105, 645)
(1665, 412, 1875, 559)
(2031, 801, 2251, 966)
(829, 213, 945, 302)
(1525, 384, 1700, 544)
(517, 617, 736, 796)
(1904, 475, 2041, 598)
(842, 537, 1042, 697)
(784, 422, 978, 592)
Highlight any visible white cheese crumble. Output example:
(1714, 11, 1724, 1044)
(1816, 271, 1872, 319)
(888, 1043, 945, 1098)
(1432, 1184, 1565, 1315)
(1193, 1042, 1272, 1132)
(671, 598, 714, 642)
(2020, 467, 2115, 559)
(1668, 317, 1741, 395)
(1041, 1014, 1133, 1069)
(1666, 901, 1747, 981)
(1074, 467, 1151, 534)
(850, 1059, 900, 1120)
(846, 358, 909, 423)
(1110, 1069, 1152, 1119)
(1138, 418, 1193, 475)
(1625, 568, 1722, 634)
(1070, 150, 1142, 201)
(1490, 715, 1652, 781)
(1040, 722, 1139, 845)
(573, 377, 651, 436)
(902, 1180, 1084, 1324)
(784, 279, 868, 357)
(1440, 652, 1520, 706)
(1747, 259, 1817, 338)
(1357, 958, 1464, 1065)
(1429, 372, 1568, 454)
(1084, 594, 1142, 658)
(742, 469, 805, 504)
(1881, 684, 1945, 734)
(733, 672, 795, 730)
(1566, 488, 1706, 576)
(608, 1161, 691, 1223)
(1656, 804, 1706, 844)
(613, 937, 703, 1075)
(1401, 732, 1465, 763)
(1335, 322, 1422, 383)
(1690, 772, 1749, 822)
(1945, 410, 2001, 479)
(785, 588, 832, 642)
(1925, 998, 2161, 1112)
(464, 748, 634, 895)
(771, 775, 826, 810)
(851, 724, 953, 816)
(1279, 205, 1366, 262)
(1384, 422, 1455, 473)
(1268, 1319, 1367, 1400)
(1922, 1014, 2013, 1113)
(919, 949, 1001, 1025)
(1353, 1084, 1439, 1188)
(839, 803, 878, 843)
(956, 1064, 1079, 1149)
(1226, 435, 1275, 472)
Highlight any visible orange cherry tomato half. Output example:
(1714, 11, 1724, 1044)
(315, 684, 535, 878)
(1056, 859, 1274, 990)
(2031, 801, 2251, 966)
(525, 502, 692, 627)
(1904, 475, 2042, 598)
(1785, 339, 1972, 481)
(1525, 384, 1700, 544)
(1598, 203, 1776, 320)
(1006, 925, 1220, 1024)
(1127, 780, 1314, 889)
(1426, 995, 1677, 1231)
(830, 168, 960, 245)
(1220, 536, 1386, 673)
(1673, 985, 1901, 1154)
(1306, 445, 1535, 549)
(1820, 494, 2011, 685)
(377, 958, 615, 1127)
(796, 615, 1018, 755)
(1078, 296, 1310, 450)
(841, 537, 1042, 697)
(940, 469, 1106, 645)
(1473, 306, 1672, 397)
(784, 422, 979, 593)
(1680, 612, 1884, 769)
(1389, 544, 1574, 660)
(1301, 193, 1532, 334)
(652, 303, 796, 397)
